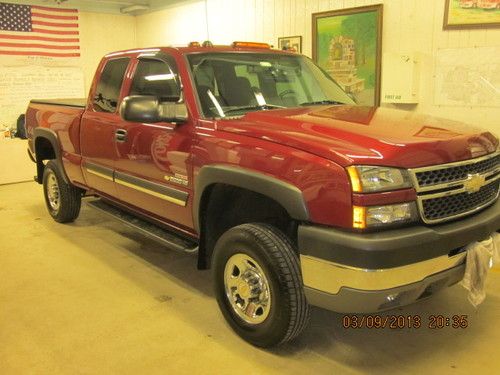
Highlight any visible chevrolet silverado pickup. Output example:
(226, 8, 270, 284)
(26, 42, 500, 347)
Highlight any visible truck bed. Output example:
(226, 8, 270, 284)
(26, 98, 88, 186)
(30, 98, 86, 108)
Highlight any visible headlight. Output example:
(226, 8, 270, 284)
(347, 166, 412, 193)
(353, 202, 418, 229)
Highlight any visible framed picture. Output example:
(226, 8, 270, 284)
(312, 5, 383, 106)
(444, 0, 500, 29)
(278, 35, 302, 53)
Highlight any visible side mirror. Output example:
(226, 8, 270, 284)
(119, 95, 188, 124)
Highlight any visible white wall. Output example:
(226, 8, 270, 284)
(136, 1, 205, 46)
(0, 11, 136, 130)
(136, 0, 500, 136)
(79, 12, 137, 93)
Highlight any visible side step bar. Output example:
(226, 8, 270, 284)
(86, 199, 198, 254)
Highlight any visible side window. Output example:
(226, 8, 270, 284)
(93, 58, 130, 113)
(130, 58, 180, 101)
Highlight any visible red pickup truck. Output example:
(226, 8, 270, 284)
(26, 42, 499, 347)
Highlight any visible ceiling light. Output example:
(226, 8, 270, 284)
(121, 4, 150, 13)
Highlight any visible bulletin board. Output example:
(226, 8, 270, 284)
(0, 66, 85, 129)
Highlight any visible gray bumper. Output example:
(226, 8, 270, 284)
(298, 199, 499, 313)
(304, 262, 465, 313)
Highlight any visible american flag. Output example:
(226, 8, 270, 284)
(0, 1, 79, 58)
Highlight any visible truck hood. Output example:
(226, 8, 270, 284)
(216, 105, 498, 168)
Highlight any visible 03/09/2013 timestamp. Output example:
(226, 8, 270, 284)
(342, 315, 469, 329)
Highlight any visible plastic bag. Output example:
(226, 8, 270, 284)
(461, 232, 500, 307)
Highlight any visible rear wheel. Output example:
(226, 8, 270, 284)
(43, 160, 82, 223)
(212, 223, 310, 347)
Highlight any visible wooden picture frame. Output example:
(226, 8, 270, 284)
(277, 35, 302, 53)
(312, 4, 383, 106)
(443, 0, 500, 30)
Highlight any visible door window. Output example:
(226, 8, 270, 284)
(93, 58, 130, 113)
(130, 58, 180, 101)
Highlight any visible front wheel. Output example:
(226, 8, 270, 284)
(212, 223, 310, 347)
(43, 160, 82, 223)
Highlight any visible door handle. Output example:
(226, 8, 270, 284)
(115, 129, 127, 142)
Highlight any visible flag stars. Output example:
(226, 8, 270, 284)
(0, 3, 32, 31)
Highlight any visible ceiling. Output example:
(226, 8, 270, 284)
(9, 0, 193, 15)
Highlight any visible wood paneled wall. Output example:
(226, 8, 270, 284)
(136, 0, 500, 134)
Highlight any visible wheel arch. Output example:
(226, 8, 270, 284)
(33, 128, 69, 184)
(194, 165, 309, 232)
(194, 165, 310, 269)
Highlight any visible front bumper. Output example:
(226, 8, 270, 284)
(298, 199, 499, 313)
(302, 254, 466, 313)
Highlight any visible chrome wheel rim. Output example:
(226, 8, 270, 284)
(46, 171, 60, 212)
(223, 253, 271, 325)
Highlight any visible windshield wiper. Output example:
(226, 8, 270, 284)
(223, 104, 285, 115)
(300, 100, 344, 106)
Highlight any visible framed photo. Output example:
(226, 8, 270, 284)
(278, 35, 302, 53)
(312, 5, 383, 106)
(444, 0, 500, 29)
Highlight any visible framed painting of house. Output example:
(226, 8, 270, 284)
(444, 0, 500, 29)
(312, 5, 383, 106)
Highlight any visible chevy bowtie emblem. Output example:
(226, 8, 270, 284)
(463, 173, 485, 194)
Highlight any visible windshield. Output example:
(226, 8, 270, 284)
(187, 52, 355, 118)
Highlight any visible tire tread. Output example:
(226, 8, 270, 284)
(232, 223, 310, 345)
(43, 160, 82, 223)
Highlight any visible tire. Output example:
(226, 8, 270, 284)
(42, 160, 82, 223)
(16, 114, 27, 139)
(212, 223, 310, 347)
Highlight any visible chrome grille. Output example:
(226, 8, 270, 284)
(409, 151, 500, 224)
(416, 154, 500, 187)
(421, 180, 499, 222)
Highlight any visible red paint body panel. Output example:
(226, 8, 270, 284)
(219, 106, 498, 168)
(192, 124, 353, 227)
(24, 45, 499, 233)
(25, 102, 85, 185)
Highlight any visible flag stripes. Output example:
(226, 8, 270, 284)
(0, 2, 80, 58)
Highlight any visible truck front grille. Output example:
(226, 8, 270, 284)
(415, 154, 499, 187)
(409, 151, 500, 224)
(421, 180, 499, 222)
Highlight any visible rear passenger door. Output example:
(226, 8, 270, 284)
(80, 57, 130, 198)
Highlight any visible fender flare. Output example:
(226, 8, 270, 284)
(193, 165, 310, 233)
(33, 127, 69, 184)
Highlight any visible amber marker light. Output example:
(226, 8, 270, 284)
(232, 41, 271, 49)
(353, 206, 366, 229)
(188, 41, 201, 47)
(346, 166, 362, 193)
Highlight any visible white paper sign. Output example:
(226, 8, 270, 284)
(0, 66, 85, 129)
(435, 47, 500, 108)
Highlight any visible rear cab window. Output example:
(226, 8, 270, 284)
(93, 58, 130, 113)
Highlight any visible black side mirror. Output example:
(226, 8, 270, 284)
(119, 95, 188, 124)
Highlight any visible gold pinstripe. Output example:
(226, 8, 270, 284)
(115, 178, 187, 206)
(86, 168, 113, 181)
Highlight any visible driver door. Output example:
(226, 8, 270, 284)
(114, 54, 194, 230)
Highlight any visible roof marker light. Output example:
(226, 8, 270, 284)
(232, 41, 271, 49)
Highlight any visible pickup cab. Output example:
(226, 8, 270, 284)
(26, 42, 500, 347)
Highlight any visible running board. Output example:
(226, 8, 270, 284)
(86, 199, 198, 254)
